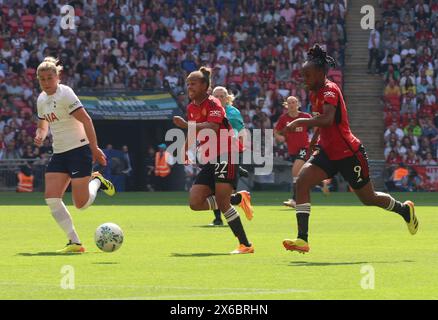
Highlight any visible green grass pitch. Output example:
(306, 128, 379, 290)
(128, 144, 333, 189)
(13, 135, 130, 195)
(0, 191, 437, 300)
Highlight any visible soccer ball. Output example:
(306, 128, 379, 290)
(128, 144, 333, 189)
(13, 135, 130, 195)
(95, 223, 124, 252)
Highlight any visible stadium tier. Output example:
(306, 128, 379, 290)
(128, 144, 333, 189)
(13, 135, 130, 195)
(380, 0, 438, 191)
(0, 0, 437, 192)
(0, 0, 347, 191)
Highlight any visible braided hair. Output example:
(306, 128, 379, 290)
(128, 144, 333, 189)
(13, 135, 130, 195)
(306, 44, 336, 74)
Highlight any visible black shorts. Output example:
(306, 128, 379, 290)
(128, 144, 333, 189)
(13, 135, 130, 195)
(287, 148, 308, 163)
(46, 145, 92, 178)
(309, 145, 370, 190)
(194, 160, 239, 191)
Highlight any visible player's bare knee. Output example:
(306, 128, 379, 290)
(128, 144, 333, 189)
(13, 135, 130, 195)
(189, 197, 202, 211)
(74, 202, 85, 210)
(74, 198, 88, 210)
(189, 201, 198, 211)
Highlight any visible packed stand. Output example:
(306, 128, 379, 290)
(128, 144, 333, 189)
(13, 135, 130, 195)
(0, 0, 346, 188)
(378, 0, 438, 191)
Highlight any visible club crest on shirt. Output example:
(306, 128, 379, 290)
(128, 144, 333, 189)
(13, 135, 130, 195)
(201, 108, 207, 116)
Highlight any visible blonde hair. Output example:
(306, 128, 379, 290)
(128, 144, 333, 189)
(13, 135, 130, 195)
(212, 86, 235, 105)
(37, 57, 63, 78)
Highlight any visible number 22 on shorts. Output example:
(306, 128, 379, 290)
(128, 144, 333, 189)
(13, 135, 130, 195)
(215, 162, 228, 175)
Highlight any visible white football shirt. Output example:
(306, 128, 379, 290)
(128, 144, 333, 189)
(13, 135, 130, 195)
(37, 84, 89, 154)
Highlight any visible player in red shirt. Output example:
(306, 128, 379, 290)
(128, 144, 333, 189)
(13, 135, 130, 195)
(281, 45, 419, 254)
(173, 67, 254, 254)
(274, 95, 312, 208)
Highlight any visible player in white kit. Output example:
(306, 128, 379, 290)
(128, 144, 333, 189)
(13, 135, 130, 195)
(34, 57, 115, 253)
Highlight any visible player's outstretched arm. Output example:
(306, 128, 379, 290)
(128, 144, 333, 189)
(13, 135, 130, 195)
(34, 119, 49, 147)
(173, 116, 220, 132)
(72, 108, 107, 166)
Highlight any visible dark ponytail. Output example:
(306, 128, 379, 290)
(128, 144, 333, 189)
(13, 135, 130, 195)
(199, 66, 212, 89)
(306, 44, 336, 73)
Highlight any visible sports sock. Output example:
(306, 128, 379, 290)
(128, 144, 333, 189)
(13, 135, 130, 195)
(79, 178, 101, 211)
(223, 206, 250, 247)
(230, 193, 242, 205)
(46, 198, 80, 244)
(206, 195, 218, 210)
(213, 209, 222, 221)
(296, 203, 311, 242)
(377, 192, 410, 222)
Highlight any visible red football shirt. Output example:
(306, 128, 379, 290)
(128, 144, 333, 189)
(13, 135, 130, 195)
(309, 80, 361, 160)
(275, 111, 311, 155)
(186, 95, 237, 162)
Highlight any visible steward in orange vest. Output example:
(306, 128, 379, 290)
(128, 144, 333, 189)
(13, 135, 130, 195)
(155, 146, 171, 178)
(17, 168, 34, 193)
(393, 166, 409, 182)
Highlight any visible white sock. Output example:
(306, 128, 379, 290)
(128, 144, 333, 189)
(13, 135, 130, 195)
(78, 178, 101, 211)
(45, 198, 80, 244)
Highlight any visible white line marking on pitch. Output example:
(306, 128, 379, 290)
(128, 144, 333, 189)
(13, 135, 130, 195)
(0, 282, 310, 292)
(0, 282, 312, 299)
(105, 288, 312, 300)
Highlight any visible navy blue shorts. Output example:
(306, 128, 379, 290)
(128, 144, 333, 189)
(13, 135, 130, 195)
(46, 145, 92, 178)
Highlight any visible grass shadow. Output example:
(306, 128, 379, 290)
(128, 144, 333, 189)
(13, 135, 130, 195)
(171, 252, 230, 258)
(193, 225, 229, 228)
(17, 251, 103, 257)
(17, 252, 84, 257)
(289, 260, 415, 267)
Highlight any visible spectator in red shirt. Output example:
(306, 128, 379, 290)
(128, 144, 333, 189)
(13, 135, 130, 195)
(387, 150, 403, 165)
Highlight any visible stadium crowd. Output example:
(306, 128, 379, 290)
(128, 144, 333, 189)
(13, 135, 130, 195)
(378, 0, 438, 191)
(0, 0, 346, 162)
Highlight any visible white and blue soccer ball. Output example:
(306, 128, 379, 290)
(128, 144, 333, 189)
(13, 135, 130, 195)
(95, 223, 124, 252)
